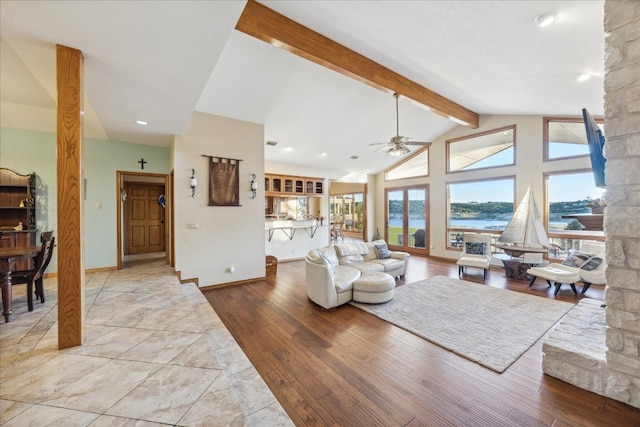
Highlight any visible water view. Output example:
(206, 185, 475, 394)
(389, 212, 590, 231)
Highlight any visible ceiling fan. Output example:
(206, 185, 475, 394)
(369, 93, 432, 157)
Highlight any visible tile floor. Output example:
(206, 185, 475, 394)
(0, 253, 292, 426)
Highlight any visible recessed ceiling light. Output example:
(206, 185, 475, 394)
(578, 73, 592, 82)
(350, 155, 359, 160)
(136, 120, 148, 126)
(319, 152, 327, 157)
(284, 146, 293, 152)
(266, 140, 278, 146)
(534, 13, 558, 28)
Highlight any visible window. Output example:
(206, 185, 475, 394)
(330, 193, 364, 232)
(544, 116, 604, 161)
(330, 195, 343, 216)
(385, 147, 429, 180)
(446, 125, 515, 173)
(545, 170, 605, 258)
(447, 177, 515, 249)
(266, 196, 310, 219)
(545, 168, 605, 233)
(297, 197, 308, 218)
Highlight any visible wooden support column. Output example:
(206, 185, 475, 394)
(56, 44, 85, 349)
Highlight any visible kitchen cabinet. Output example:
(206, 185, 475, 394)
(265, 174, 324, 196)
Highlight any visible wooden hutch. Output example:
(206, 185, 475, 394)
(0, 168, 37, 268)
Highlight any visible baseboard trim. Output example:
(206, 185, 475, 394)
(200, 276, 267, 291)
(87, 266, 118, 274)
(175, 270, 199, 286)
(43, 265, 118, 279)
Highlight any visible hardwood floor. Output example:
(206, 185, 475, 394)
(202, 256, 640, 426)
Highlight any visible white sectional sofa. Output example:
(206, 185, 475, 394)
(305, 240, 409, 309)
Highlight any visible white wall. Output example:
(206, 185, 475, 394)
(366, 174, 377, 241)
(375, 114, 594, 260)
(265, 219, 330, 261)
(265, 161, 346, 181)
(173, 112, 265, 286)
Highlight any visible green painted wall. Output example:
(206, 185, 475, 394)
(1, 127, 170, 271)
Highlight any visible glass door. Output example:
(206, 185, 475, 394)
(385, 186, 428, 254)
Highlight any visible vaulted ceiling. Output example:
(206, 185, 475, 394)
(0, 1, 605, 178)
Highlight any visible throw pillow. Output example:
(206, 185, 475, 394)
(581, 257, 603, 271)
(374, 243, 391, 259)
(465, 242, 486, 255)
(562, 251, 593, 268)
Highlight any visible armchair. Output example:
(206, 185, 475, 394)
(577, 241, 606, 294)
(456, 233, 492, 282)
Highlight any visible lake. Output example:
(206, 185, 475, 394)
(388, 218, 573, 230)
(388, 218, 508, 229)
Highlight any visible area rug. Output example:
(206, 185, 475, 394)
(349, 275, 574, 373)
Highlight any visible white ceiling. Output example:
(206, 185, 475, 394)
(0, 1, 605, 178)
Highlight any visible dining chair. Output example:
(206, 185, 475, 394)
(40, 230, 53, 243)
(331, 222, 345, 240)
(10, 236, 55, 311)
(331, 215, 345, 240)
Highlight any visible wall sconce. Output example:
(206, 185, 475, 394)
(190, 169, 197, 197)
(251, 174, 258, 199)
(121, 188, 127, 203)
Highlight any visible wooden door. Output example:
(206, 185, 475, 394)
(124, 183, 165, 255)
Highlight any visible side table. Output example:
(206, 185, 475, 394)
(493, 254, 549, 281)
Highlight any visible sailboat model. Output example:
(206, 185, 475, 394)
(494, 186, 550, 258)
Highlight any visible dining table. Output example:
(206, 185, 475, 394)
(0, 245, 41, 323)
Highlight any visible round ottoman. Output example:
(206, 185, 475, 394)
(352, 271, 395, 304)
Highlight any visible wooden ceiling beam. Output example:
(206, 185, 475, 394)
(236, 0, 479, 128)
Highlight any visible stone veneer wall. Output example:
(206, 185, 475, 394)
(603, 0, 640, 408)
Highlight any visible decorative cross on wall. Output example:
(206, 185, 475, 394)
(138, 158, 147, 170)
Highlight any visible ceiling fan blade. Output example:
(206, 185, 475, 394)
(368, 142, 391, 146)
(372, 145, 392, 153)
(404, 141, 432, 146)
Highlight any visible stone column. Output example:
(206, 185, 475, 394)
(603, 0, 640, 408)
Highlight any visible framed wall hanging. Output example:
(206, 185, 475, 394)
(202, 155, 242, 206)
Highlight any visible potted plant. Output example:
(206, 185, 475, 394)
(373, 227, 381, 241)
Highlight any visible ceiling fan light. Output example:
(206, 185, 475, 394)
(386, 145, 410, 157)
